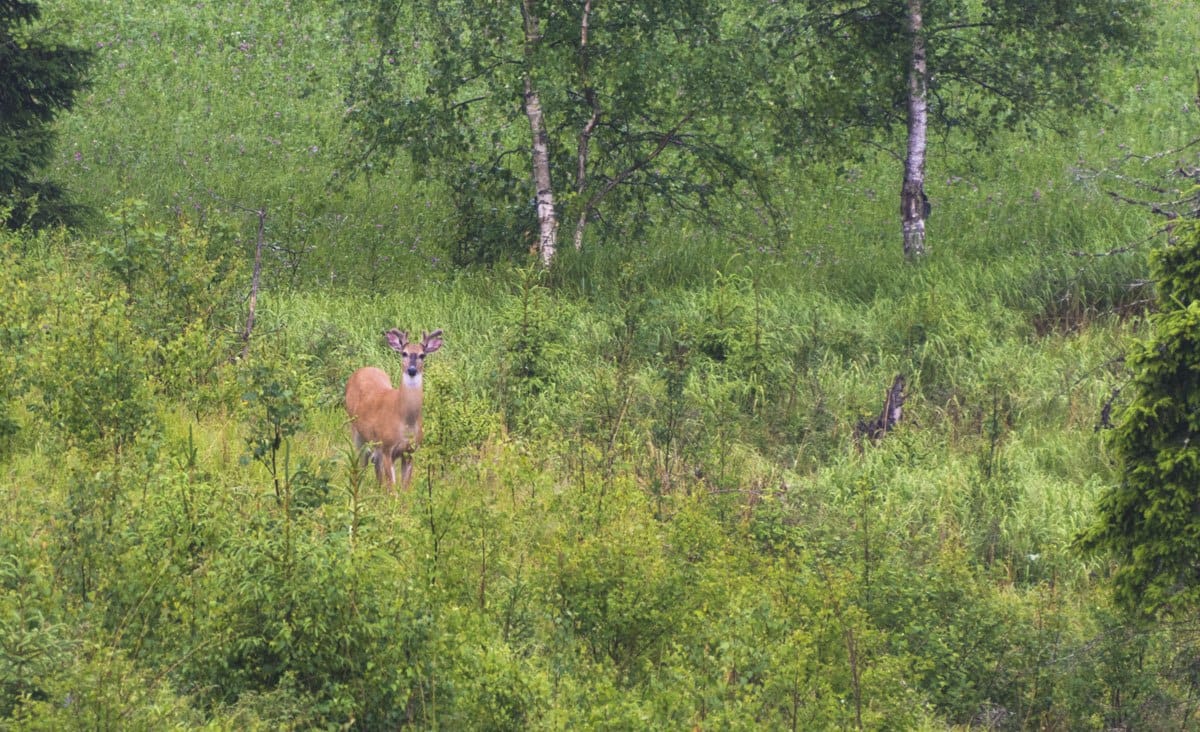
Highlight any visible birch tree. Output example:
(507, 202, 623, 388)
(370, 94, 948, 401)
(900, 0, 927, 257)
(521, 0, 559, 266)
(342, 0, 772, 267)
(770, 0, 1147, 258)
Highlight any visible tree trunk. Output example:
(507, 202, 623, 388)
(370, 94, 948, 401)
(522, 0, 560, 266)
(572, 0, 600, 252)
(854, 374, 907, 446)
(241, 207, 266, 359)
(901, 0, 929, 258)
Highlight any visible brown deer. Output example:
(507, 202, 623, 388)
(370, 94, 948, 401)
(344, 328, 444, 490)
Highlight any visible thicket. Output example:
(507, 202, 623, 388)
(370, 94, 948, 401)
(0, 0, 1198, 729)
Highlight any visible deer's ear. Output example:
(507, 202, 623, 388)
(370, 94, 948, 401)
(385, 329, 408, 353)
(422, 329, 444, 354)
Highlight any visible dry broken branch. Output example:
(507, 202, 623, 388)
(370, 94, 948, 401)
(854, 374, 907, 446)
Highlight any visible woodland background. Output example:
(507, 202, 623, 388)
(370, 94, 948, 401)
(2, 0, 1200, 728)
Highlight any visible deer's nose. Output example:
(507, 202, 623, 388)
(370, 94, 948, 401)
(407, 365, 419, 377)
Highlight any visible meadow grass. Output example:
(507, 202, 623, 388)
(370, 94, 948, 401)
(3, 0, 1198, 727)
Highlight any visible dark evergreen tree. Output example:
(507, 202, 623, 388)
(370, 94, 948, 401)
(0, 0, 92, 228)
(1079, 210, 1200, 617)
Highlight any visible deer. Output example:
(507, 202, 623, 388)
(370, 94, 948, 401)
(344, 328, 444, 491)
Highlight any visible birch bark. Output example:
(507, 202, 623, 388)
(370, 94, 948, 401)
(901, 0, 929, 258)
(522, 0, 560, 266)
(572, 0, 600, 252)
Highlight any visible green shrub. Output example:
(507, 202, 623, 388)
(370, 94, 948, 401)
(1079, 215, 1200, 617)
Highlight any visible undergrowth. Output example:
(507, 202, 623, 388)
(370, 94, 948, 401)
(1, 0, 1198, 728)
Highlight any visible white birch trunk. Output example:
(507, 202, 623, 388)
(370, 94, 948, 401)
(901, 0, 929, 258)
(572, 0, 599, 252)
(522, 0, 560, 266)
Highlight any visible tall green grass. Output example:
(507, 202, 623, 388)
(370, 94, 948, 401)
(1, 0, 1196, 727)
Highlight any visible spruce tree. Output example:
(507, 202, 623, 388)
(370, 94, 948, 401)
(0, 0, 92, 228)
(1079, 208, 1200, 617)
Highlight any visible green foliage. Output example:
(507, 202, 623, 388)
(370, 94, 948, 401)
(0, 223, 41, 453)
(343, 0, 779, 261)
(765, 0, 1148, 154)
(239, 359, 333, 510)
(2, 0, 1199, 728)
(0, 0, 93, 229)
(0, 529, 73, 718)
(30, 291, 155, 456)
(549, 491, 685, 672)
(1079, 214, 1200, 618)
(10, 640, 207, 730)
(51, 0, 436, 289)
(95, 199, 243, 399)
(495, 266, 575, 431)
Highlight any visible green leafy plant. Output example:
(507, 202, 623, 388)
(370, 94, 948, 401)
(240, 360, 331, 510)
(1079, 214, 1200, 618)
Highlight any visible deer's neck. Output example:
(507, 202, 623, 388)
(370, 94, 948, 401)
(393, 380, 424, 427)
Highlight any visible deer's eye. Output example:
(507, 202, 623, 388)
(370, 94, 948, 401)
(418, 353, 425, 359)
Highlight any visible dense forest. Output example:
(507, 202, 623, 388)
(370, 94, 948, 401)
(2, 0, 1200, 728)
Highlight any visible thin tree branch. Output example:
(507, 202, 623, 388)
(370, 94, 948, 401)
(580, 112, 696, 218)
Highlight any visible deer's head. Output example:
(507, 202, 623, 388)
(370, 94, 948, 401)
(386, 328, 444, 386)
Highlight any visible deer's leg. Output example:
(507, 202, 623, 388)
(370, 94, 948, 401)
(350, 428, 368, 465)
(400, 452, 414, 491)
(378, 449, 396, 490)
